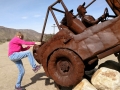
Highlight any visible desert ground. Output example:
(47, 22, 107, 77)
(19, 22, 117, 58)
(0, 42, 118, 90)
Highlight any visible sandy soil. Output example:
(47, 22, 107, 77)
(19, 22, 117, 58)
(0, 42, 118, 90)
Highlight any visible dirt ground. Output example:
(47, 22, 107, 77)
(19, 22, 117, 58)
(0, 42, 118, 90)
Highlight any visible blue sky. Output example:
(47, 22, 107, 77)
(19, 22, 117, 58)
(0, 0, 115, 34)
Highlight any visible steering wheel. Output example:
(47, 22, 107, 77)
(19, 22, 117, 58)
(104, 7, 109, 20)
(101, 7, 109, 22)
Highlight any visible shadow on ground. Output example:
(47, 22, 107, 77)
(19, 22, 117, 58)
(23, 72, 54, 88)
(22, 72, 73, 90)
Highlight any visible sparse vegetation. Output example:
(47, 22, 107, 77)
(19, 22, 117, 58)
(0, 26, 41, 43)
(0, 26, 54, 43)
(44, 34, 53, 42)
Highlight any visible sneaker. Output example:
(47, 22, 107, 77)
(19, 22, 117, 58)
(14, 86, 25, 90)
(33, 65, 41, 73)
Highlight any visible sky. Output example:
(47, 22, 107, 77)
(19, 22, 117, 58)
(0, 0, 115, 34)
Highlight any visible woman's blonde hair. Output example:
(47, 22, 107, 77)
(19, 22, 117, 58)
(15, 32, 24, 39)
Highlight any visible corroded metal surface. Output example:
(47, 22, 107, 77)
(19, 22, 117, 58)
(48, 49, 85, 87)
(106, 0, 120, 16)
(33, 0, 120, 87)
(77, 2, 108, 27)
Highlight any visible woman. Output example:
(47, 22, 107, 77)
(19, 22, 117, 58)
(8, 32, 41, 90)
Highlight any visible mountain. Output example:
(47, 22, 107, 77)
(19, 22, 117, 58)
(0, 26, 42, 42)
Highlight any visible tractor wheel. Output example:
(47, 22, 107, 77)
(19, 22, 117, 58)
(48, 49, 85, 87)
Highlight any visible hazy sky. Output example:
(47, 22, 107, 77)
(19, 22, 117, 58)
(0, 0, 115, 34)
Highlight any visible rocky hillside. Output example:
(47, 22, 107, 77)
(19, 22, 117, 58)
(0, 26, 41, 42)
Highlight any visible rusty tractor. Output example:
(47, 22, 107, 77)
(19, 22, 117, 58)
(33, 0, 120, 88)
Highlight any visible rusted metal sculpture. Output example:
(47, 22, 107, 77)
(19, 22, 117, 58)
(33, 0, 120, 88)
(77, 2, 108, 27)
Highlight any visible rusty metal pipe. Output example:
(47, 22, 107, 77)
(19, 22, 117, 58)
(49, 0, 59, 7)
(40, 8, 49, 42)
(40, 0, 63, 41)
(60, 0, 69, 13)
(105, 0, 118, 16)
(52, 7, 65, 13)
(85, 0, 96, 8)
(50, 8, 61, 31)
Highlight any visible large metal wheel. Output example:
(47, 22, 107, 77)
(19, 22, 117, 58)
(48, 49, 85, 87)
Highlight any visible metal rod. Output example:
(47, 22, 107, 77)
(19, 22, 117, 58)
(50, 8, 61, 31)
(52, 7, 65, 13)
(40, 0, 62, 41)
(49, 0, 59, 7)
(40, 8, 49, 42)
(60, 0, 68, 13)
(85, 0, 96, 8)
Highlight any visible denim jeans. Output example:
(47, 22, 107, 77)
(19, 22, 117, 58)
(9, 50, 37, 88)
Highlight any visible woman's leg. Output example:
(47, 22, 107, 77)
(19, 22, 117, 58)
(9, 50, 36, 68)
(14, 60, 25, 88)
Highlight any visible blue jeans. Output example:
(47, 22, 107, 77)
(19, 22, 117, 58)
(9, 50, 37, 88)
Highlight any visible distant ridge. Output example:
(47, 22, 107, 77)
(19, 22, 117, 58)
(0, 26, 41, 42)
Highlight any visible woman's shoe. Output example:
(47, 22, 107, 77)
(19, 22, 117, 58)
(14, 86, 25, 90)
(33, 65, 41, 73)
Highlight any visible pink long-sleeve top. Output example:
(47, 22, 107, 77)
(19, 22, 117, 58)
(8, 36, 35, 56)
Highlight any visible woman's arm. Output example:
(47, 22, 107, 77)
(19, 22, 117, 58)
(21, 46, 31, 51)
